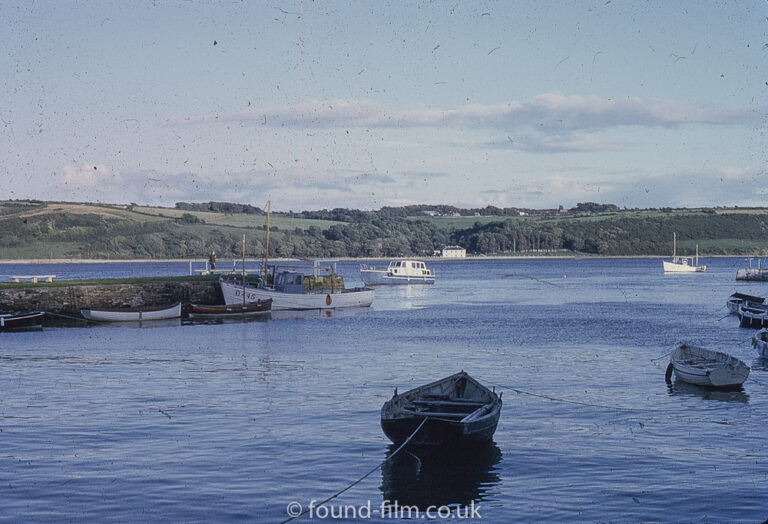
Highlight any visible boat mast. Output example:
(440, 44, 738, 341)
(263, 200, 271, 282)
(242, 234, 246, 305)
(673, 232, 677, 261)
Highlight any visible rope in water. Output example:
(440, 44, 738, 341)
(278, 416, 428, 524)
(42, 311, 89, 323)
(501, 385, 661, 412)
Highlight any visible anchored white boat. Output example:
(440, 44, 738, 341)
(81, 302, 182, 322)
(665, 344, 749, 388)
(220, 265, 374, 310)
(662, 233, 705, 273)
(360, 260, 435, 285)
(752, 329, 768, 357)
(726, 292, 765, 314)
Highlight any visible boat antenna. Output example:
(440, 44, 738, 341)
(264, 200, 271, 282)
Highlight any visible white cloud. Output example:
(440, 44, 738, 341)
(176, 94, 762, 133)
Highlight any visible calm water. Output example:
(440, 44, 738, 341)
(1, 257, 767, 522)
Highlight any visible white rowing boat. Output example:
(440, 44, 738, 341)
(666, 344, 749, 388)
(81, 302, 182, 322)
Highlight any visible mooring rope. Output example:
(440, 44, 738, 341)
(42, 311, 88, 323)
(500, 385, 666, 413)
(279, 417, 428, 524)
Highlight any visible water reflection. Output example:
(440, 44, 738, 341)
(666, 380, 750, 403)
(751, 356, 768, 372)
(79, 318, 183, 329)
(269, 306, 372, 320)
(379, 443, 502, 509)
(181, 314, 270, 326)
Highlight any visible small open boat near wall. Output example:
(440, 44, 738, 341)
(187, 299, 272, 318)
(752, 329, 768, 357)
(665, 344, 750, 388)
(381, 371, 502, 448)
(0, 311, 44, 331)
(81, 302, 182, 322)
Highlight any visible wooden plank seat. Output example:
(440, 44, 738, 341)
(9, 275, 56, 283)
(402, 408, 469, 419)
(412, 399, 488, 408)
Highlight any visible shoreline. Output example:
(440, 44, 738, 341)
(0, 254, 755, 264)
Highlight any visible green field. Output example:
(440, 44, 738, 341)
(132, 205, 344, 230)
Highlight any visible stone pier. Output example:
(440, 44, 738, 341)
(0, 281, 222, 317)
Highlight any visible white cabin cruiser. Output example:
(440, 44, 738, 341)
(360, 260, 435, 285)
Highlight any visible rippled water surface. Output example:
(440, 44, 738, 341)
(1, 257, 767, 522)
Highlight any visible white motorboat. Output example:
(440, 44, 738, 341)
(360, 260, 435, 285)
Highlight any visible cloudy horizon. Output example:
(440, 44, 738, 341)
(2, 1, 765, 213)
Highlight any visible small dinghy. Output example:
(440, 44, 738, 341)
(666, 344, 750, 389)
(737, 304, 768, 329)
(381, 371, 502, 448)
(726, 293, 765, 314)
(752, 329, 768, 357)
(81, 302, 182, 322)
(0, 311, 44, 331)
(187, 299, 272, 318)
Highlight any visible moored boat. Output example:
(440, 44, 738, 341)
(220, 265, 374, 310)
(665, 344, 750, 388)
(360, 260, 435, 285)
(737, 303, 768, 329)
(662, 233, 705, 272)
(726, 292, 765, 314)
(752, 329, 768, 357)
(187, 299, 272, 318)
(381, 371, 502, 448)
(0, 310, 44, 331)
(81, 302, 182, 322)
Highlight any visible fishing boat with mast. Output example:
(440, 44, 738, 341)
(662, 232, 706, 273)
(189, 235, 273, 318)
(219, 201, 374, 310)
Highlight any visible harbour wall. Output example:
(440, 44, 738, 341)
(0, 281, 222, 317)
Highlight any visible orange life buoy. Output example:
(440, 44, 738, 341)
(325, 294, 332, 306)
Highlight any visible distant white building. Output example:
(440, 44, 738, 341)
(442, 245, 466, 258)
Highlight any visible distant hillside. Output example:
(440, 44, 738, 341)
(1, 200, 767, 260)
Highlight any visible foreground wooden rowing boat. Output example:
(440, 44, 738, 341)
(187, 299, 272, 318)
(81, 302, 182, 322)
(381, 371, 502, 448)
(666, 344, 750, 389)
(0, 311, 44, 331)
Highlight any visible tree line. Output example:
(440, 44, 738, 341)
(1, 201, 767, 259)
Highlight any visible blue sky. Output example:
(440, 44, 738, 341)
(1, 0, 766, 212)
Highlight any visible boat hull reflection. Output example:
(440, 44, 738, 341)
(380, 443, 501, 510)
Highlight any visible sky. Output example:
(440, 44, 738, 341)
(1, 0, 766, 212)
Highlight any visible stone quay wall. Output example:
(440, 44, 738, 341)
(0, 281, 222, 317)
